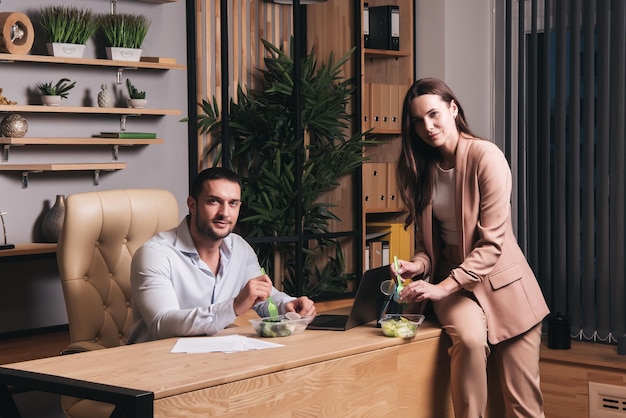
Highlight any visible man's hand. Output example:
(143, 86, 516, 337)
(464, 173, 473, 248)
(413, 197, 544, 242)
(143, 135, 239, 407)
(285, 296, 316, 318)
(233, 275, 273, 316)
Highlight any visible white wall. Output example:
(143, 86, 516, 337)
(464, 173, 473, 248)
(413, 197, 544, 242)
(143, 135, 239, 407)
(415, 0, 495, 142)
(0, 0, 189, 333)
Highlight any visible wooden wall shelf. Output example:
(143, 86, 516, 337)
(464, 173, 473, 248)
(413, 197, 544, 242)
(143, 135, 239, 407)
(364, 49, 411, 59)
(0, 53, 184, 70)
(0, 243, 57, 258)
(135, 0, 179, 3)
(0, 105, 181, 116)
(0, 138, 163, 146)
(0, 162, 126, 172)
(1, 137, 164, 162)
(0, 162, 127, 188)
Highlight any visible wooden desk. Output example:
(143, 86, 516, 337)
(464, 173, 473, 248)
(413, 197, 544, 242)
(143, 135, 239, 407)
(0, 318, 453, 417)
(0, 243, 56, 261)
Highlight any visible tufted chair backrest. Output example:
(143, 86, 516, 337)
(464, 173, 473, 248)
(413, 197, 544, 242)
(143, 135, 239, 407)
(57, 189, 179, 352)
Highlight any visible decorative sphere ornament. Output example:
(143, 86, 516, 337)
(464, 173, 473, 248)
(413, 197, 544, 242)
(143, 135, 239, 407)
(0, 113, 28, 138)
(97, 84, 113, 107)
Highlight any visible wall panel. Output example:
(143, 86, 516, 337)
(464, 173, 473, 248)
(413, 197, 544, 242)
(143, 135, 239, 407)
(194, 0, 293, 169)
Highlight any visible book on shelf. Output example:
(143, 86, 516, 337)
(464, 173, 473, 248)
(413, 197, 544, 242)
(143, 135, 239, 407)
(97, 132, 157, 139)
(140, 56, 177, 64)
(363, 3, 370, 48)
(365, 239, 390, 270)
(368, 5, 400, 51)
(366, 222, 412, 262)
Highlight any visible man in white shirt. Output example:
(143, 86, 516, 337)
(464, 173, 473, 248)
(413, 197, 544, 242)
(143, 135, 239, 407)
(127, 167, 316, 343)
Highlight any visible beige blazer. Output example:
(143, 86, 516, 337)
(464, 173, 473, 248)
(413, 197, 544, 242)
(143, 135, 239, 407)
(412, 137, 550, 345)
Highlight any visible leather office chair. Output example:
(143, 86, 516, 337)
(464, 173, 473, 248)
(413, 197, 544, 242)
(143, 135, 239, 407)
(56, 189, 179, 417)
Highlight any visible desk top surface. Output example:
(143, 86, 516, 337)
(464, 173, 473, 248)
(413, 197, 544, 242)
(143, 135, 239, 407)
(2, 314, 443, 400)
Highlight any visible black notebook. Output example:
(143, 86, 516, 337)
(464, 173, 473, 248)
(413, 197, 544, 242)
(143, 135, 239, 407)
(308, 265, 394, 331)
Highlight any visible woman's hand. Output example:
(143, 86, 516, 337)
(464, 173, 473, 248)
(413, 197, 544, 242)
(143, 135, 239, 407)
(398, 276, 461, 304)
(390, 258, 425, 280)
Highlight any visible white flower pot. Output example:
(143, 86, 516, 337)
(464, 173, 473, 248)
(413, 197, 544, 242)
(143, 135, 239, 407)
(47, 43, 86, 59)
(41, 95, 62, 106)
(106, 47, 142, 62)
(127, 98, 148, 109)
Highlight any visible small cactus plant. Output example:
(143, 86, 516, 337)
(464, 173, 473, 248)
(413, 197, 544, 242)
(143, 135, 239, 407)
(126, 78, 146, 99)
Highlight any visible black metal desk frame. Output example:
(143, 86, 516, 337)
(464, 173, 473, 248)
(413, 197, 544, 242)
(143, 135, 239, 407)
(0, 367, 153, 418)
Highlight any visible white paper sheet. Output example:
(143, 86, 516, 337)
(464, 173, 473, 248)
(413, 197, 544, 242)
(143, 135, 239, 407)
(170, 335, 285, 353)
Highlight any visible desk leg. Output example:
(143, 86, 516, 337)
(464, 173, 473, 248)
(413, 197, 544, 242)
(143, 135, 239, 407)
(0, 385, 21, 418)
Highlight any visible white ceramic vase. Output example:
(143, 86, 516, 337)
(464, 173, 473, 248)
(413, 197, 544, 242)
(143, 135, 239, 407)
(127, 98, 148, 109)
(106, 47, 142, 62)
(41, 95, 62, 106)
(47, 43, 86, 59)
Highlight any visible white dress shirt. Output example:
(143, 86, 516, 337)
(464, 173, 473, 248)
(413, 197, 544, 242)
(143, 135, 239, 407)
(127, 218, 295, 343)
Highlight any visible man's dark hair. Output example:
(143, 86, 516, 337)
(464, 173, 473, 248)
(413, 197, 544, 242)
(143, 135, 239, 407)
(190, 167, 243, 200)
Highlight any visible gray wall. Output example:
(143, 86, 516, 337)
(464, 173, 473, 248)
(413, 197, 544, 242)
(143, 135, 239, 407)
(415, 0, 495, 143)
(0, 0, 189, 333)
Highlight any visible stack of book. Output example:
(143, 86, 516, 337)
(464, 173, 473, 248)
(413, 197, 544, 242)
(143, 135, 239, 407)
(97, 132, 157, 139)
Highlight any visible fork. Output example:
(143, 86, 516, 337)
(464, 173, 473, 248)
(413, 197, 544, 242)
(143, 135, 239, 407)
(393, 256, 404, 301)
(261, 268, 279, 320)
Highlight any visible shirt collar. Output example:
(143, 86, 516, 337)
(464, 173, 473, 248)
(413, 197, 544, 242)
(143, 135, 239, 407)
(173, 216, 234, 260)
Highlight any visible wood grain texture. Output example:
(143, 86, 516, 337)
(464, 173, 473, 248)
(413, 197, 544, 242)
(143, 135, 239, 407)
(539, 340, 626, 418)
(153, 338, 455, 417)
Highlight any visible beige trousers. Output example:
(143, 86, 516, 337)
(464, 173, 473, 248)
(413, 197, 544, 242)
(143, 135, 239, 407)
(433, 246, 545, 418)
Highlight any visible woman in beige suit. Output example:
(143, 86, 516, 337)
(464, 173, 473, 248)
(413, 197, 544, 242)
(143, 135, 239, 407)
(392, 78, 550, 418)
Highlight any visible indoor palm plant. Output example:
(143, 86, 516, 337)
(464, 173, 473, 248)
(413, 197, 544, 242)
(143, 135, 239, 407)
(39, 6, 99, 58)
(190, 39, 377, 298)
(37, 78, 76, 106)
(100, 13, 150, 62)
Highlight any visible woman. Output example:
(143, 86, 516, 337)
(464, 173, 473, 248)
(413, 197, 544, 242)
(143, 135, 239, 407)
(392, 78, 549, 417)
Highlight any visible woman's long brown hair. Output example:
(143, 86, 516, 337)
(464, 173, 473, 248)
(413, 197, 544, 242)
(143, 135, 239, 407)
(396, 78, 476, 228)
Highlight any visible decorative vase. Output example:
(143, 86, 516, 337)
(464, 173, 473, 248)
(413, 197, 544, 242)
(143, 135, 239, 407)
(106, 47, 142, 62)
(98, 84, 113, 107)
(41, 95, 62, 106)
(0, 113, 28, 137)
(41, 195, 66, 243)
(127, 98, 148, 109)
(46, 42, 86, 59)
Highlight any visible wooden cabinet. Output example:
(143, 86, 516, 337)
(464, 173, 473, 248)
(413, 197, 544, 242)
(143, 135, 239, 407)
(308, 0, 414, 272)
(362, 0, 415, 269)
(0, 54, 183, 187)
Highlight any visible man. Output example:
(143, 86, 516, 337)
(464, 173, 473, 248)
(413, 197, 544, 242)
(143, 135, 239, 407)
(127, 167, 316, 343)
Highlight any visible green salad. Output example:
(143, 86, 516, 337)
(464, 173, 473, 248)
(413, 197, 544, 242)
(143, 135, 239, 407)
(381, 316, 418, 338)
(259, 319, 294, 337)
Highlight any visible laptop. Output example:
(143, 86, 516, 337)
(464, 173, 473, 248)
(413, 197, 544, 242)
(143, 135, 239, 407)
(308, 265, 397, 331)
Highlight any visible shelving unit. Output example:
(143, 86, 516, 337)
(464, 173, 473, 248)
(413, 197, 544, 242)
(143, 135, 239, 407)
(0, 162, 127, 188)
(308, 0, 414, 273)
(0, 53, 184, 70)
(360, 0, 414, 270)
(0, 137, 164, 162)
(0, 51, 184, 187)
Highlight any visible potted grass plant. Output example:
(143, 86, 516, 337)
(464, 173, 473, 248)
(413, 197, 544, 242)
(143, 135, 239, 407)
(39, 6, 99, 58)
(37, 78, 76, 106)
(100, 13, 151, 62)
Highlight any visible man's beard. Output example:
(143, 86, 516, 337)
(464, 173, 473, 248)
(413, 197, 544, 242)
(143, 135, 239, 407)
(195, 215, 232, 241)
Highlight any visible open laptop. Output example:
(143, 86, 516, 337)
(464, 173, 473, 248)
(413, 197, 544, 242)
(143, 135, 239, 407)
(308, 265, 396, 331)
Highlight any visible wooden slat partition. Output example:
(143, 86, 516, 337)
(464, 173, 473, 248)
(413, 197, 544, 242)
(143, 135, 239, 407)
(194, 1, 294, 168)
